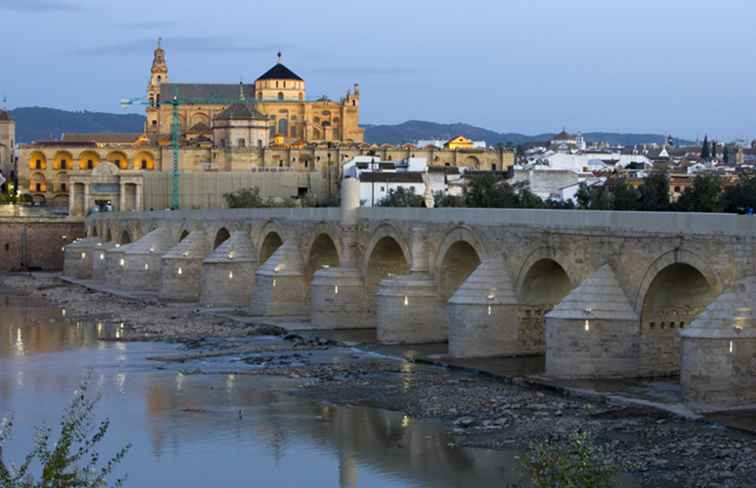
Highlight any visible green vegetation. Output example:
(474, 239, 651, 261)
(523, 431, 619, 488)
(376, 187, 425, 207)
(223, 187, 338, 208)
(0, 382, 130, 488)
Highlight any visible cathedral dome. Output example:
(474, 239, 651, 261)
(256, 53, 303, 81)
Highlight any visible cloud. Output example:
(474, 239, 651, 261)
(0, 0, 83, 11)
(75, 36, 290, 56)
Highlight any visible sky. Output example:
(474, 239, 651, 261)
(1, 0, 754, 140)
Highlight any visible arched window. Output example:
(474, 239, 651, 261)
(141, 160, 147, 169)
(157, 75, 162, 83)
(277, 92, 284, 101)
(299, 92, 303, 101)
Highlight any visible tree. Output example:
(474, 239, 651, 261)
(224, 187, 266, 208)
(575, 182, 592, 209)
(701, 135, 710, 160)
(721, 172, 756, 213)
(376, 187, 424, 207)
(464, 173, 519, 208)
(608, 178, 641, 210)
(433, 191, 465, 208)
(637, 172, 671, 211)
(0, 381, 130, 487)
(675, 174, 722, 212)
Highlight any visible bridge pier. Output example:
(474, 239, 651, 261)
(250, 240, 307, 316)
(159, 231, 210, 302)
(377, 226, 446, 344)
(63, 237, 102, 279)
(545, 265, 641, 379)
(200, 231, 258, 308)
(121, 227, 176, 291)
(91, 241, 116, 282)
(448, 259, 520, 358)
(105, 243, 130, 288)
(681, 278, 756, 411)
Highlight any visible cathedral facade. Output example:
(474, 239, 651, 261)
(145, 42, 364, 145)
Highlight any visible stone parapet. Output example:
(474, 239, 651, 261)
(105, 243, 132, 288)
(122, 227, 176, 291)
(91, 241, 116, 282)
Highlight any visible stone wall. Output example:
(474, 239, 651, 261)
(0, 218, 84, 271)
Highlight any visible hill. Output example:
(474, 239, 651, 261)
(363, 120, 693, 147)
(9, 107, 692, 147)
(10, 107, 146, 143)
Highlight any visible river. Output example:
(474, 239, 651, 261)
(0, 292, 526, 487)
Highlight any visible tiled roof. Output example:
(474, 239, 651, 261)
(257, 63, 303, 81)
(359, 172, 424, 183)
(159, 83, 254, 103)
(214, 103, 268, 121)
(61, 133, 141, 143)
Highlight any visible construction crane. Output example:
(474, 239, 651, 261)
(121, 86, 245, 210)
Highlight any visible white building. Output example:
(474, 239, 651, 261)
(343, 156, 429, 207)
(416, 139, 487, 149)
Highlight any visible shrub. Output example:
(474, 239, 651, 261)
(0, 381, 130, 487)
(523, 431, 618, 488)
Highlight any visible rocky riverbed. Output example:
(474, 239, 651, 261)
(4, 272, 756, 488)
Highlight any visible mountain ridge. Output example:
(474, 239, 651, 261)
(8, 107, 693, 147)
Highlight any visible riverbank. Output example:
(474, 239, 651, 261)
(3, 272, 756, 488)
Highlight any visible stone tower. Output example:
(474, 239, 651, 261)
(146, 38, 168, 136)
(0, 103, 16, 193)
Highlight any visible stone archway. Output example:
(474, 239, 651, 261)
(639, 261, 717, 376)
(518, 258, 573, 352)
(438, 241, 481, 302)
(259, 231, 283, 265)
(305, 233, 340, 297)
(214, 227, 231, 249)
(365, 235, 410, 316)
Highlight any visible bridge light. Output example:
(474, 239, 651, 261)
(487, 292, 496, 301)
(274, 265, 282, 273)
(272, 279, 277, 287)
(584, 319, 590, 332)
(177, 267, 183, 275)
(97, 242, 102, 247)
(100, 253, 105, 260)
(61, 235, 67, 239)
(81, 252, 86, 260)
(228, 251, 235, 259)
(183, 251, 189, 257)
(115, 243, 120, 248)
(729, 340, 734, 353)
(61, 309, 66, 317)
(149, 247, 155, 253)
(144, 263, 149, 270)
(322, 264, 330, 269)
(487, 305, 493, 316)
(119, 258, 125, 267)
(403, 296, 409, 306)
(228, 271, 234, 280)
(334, 285, 339, 295)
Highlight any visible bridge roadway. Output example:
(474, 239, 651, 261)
(63, 179, 756, 412)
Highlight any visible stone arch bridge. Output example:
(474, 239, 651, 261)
(64, 182, 756, 411)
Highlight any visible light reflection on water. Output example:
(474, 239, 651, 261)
(0, 294, 524, 487)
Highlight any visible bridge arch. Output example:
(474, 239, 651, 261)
(213, 227, 231, 249)
(105, 227, 112, 242)
(434, 227, 485, 301)
(364, 225, 411, 315)
(636, 249, 720, 375)
(120, 230, 132, 245)
(304, 233, 340, 294)
(257, 222, 285, 265)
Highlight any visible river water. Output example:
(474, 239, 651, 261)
(0, 293, 526, 487)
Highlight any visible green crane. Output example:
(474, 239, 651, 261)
(121, 86, 245, 210)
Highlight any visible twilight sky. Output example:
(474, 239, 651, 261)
(1, 0, 754, 140)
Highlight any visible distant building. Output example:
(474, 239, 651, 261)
(0, 108, 17, 194)
(343, 156, 428, 206)
(417, 137, 487, 150)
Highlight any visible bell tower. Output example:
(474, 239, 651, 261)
(146, 38, 168, 136)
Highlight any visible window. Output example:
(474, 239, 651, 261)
(276, 81, 279, 88)
(114, 160, 120, 167)
(61, 160, 67, 168)
(278, 118, 288, 136)
(87, 160, 94, 170)
(152, 120, 157, 128)
(277, 92, 284, 100)
(220, 139, 226, 147)
(61, 183, 67, 192)
(380, 186, 385, 191)
(238, 138, 246, 148)
(674, 186, 681, 192)
(157, 75, 162, 83)
(35, 183, 42, 192)
(141, 160, 147, 169)
(279, 161, 283, 168)
(35, 160, 41, 169)
(492, 163, 497, 171)
(304, 160, 309, 168)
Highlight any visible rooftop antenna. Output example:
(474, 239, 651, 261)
(239, 79, 245, 102)
(277, 51, 283, 64)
